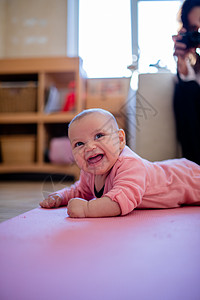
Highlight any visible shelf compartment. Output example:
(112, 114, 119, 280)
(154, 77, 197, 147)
(0, 73, 38, 82)
(44, 122, 69, 163)
(44, 72, 76, 114)
(45, 72, 75, 89)
(0, 85, 37, 113)
(0, 57, 85, 178)
(0, 123, 37, 135)
(0, 135, 36, 165)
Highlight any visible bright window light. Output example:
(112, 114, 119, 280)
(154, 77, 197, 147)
(79, 0, 132, 78)
(79, 0, 182, 77)
(138, 1, 182, 73)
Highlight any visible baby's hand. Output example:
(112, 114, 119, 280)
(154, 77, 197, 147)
(67, 198, 88, 218)
(40, 193, 62, 209)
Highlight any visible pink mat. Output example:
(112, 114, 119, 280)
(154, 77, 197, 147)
(0, 206, 200, 300)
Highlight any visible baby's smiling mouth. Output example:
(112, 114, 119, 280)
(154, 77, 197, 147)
(87, 154, 104, 165)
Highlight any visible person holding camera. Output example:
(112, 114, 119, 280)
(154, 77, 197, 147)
(173, 0, 200, 165)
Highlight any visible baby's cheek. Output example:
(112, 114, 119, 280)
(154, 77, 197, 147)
(73, 153, 85, 169)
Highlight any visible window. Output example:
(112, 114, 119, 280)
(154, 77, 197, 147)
(78, 0, 182, 77)
(79, 0, 132, 78)
(137, 0, 182, 73)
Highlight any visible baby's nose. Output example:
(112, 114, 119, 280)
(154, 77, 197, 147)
(85, 139, 96, 151)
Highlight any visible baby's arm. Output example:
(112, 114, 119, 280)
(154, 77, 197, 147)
(40, 172, 95, 209)
(67, 197, 121, 218)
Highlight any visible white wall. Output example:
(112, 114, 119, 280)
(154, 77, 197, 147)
(128, 72, 180, 161)
(0, 0, 68, 58)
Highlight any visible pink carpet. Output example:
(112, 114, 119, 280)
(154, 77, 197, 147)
(0, 206, 200, 300)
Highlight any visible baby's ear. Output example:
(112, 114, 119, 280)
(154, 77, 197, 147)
(118, 129, 126, 149)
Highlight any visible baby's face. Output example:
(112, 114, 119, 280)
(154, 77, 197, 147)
(69, 112, 125, 175)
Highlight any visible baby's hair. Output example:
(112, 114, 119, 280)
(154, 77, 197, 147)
(68, 108, 119, 130)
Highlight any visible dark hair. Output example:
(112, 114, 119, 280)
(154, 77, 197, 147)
(180, 0, 200, 30)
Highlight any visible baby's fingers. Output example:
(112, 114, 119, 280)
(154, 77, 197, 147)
(40, 199, 51, 208)
(40, 199, 48, 208)
(40, 197, 56, 208)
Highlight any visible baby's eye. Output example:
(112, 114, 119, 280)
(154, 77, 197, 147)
(74, 141, 84, 148)
(95, 133, 105, 140)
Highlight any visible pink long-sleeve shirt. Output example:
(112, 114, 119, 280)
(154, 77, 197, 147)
(57, 146, 200, 215)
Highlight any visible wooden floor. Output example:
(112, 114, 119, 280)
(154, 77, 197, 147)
(0, 180, 71, 223)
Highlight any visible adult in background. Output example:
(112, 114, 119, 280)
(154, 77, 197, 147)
(173, 0, 200, 165)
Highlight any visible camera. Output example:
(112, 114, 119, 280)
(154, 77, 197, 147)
(180, 31, 200, 49)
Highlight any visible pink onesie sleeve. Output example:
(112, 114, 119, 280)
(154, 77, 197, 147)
(104, 157, 148, 215)
(51, 171, 94, 206)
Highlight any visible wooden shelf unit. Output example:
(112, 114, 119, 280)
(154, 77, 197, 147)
(0, 57, 86, 180)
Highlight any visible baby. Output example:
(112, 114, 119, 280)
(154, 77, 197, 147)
(40, 108, 200, 218)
